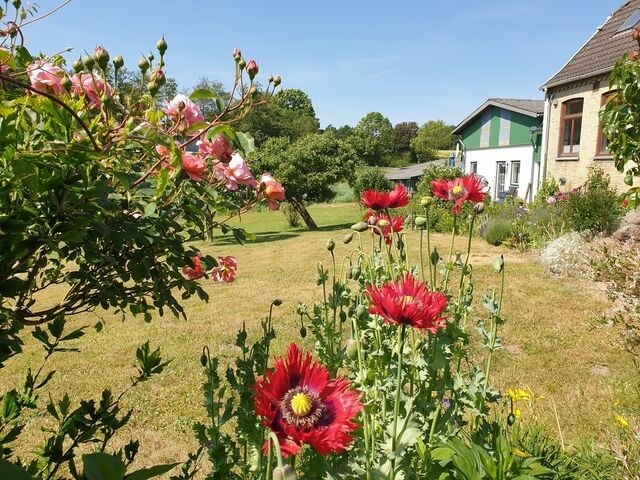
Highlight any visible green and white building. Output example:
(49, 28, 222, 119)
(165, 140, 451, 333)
(452, 98, 544, 202)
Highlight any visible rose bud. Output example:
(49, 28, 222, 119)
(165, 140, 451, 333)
(149, 69, 166, 87)
(93, 45, 109, 69)
(83, 55, 95, 70)
(238, 58, 246, 70)
(232, 48, 241, 60)
(72, 57, 83, 73)
(61, 76, 72, 92)
(273, 75, 282, 87)
(246, 60, 259, 80)
(138, 56, 150, 74)
(156, 36, 168, 55)
(112, 55, 124, 70)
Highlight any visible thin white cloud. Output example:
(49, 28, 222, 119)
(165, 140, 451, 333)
(370, 70, 392, 79)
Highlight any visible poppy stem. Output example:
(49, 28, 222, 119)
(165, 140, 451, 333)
(352, 318, 372, 480)
(425, 208, 434, 288)
(268, 432, 285, 470)
(390, 323, 407, 480)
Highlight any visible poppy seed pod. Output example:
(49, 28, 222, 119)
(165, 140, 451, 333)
(351, 221, 368, 232)
(414, 216, 427, 229)
(326, 239, 335, 252)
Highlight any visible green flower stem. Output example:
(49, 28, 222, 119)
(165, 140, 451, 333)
(352, 319, 372, 480)
(428, 402, 442, 446)
(418, 228, 425, 283)
(390, 323, 407, 480)
(442, 215, 458, 291)
(269, 432, 285, 470)
(484, 262, 505, 390)
(425, 209, 435, 288)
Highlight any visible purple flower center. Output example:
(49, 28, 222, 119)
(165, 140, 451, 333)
(280, 386, 325, 429)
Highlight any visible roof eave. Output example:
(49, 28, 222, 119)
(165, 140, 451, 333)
(542, 67, 614, 90)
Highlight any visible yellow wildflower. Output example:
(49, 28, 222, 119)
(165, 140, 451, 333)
(616, 414, 630, 429)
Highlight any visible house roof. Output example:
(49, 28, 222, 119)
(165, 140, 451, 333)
(385, 159, 446, 181)
(542, 0, 639, 89)
(452, 98, 544, 135)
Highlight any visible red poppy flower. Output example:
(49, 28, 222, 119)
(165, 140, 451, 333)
(361, 183, 409, 210)
(182, 252, 205, 279)
(253, 344, 363, 457)
(366, 274, 448, 333)
(387, 183, 410, 208)
(364, 210, 404, 244)
(431, 174, 485, 214)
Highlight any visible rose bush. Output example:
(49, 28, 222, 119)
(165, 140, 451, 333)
(0, 2, 283, 478)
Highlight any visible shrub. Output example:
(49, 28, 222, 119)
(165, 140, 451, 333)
(534, 177, 561, 207)
(565, 166, 623, 235)
(351, 167, 394, 199)
(330, 182, 355, 203)
(483, 218, 513, 246)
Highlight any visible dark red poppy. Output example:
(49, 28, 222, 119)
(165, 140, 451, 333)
(366, 274, 447, 333)
(431, 174, 485, 214)
(253, 344, 363, 457)
(364, 210, 404, 244)
(361, 183, 409, 210)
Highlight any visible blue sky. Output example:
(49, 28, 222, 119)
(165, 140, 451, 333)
(23, 0, 624, 128)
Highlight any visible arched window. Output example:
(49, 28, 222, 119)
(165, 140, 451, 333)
(597, 91, 617, 157)
(559, 98, 583, 155)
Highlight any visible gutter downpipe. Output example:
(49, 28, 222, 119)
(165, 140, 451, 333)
(538, 89, 552, 200)
(456, 138, 466, 171)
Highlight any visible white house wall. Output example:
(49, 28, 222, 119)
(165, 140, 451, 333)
(464, 145, 535, 201)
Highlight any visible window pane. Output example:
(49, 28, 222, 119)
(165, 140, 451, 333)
(566, 100, 583, 115)
(510, 161, 520, 184)
(572, 118, 581, 149)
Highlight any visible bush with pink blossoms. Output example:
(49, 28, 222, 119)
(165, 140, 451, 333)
(0, 3, 283, 478)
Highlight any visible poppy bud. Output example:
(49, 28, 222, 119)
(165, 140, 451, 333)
(156, 36, 168, 55)
(93, 45, 109, 70)
(420, 196, 433, 207)
(299, 326, 307, 338)
(351, 221, 368, 232)
(345, 339, 358, 359)
(351, 265, 361, 280)
(430, 247, 439, 266)
(507, 413, 516, 426)
(326, 239, 335, 252)
(343, 232, 354, 244)
(356, 304, 367, 321)
(246, 59, 259, 80)
(492, 255, 504, 273)
(474, 202, 485, 214)
(200, 352, 208, 367)
(112, 54, 124, 70)
(272, 298, 283, 307)
(339, 311, 347, 323)
(414, 216, 427, 229)
(273, 75, 282, 87)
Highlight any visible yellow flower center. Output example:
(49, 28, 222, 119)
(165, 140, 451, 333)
(452, 185, 464, 195)
(401, 295, 414, 305)
(291, 392, 313, 417)
(378, 219, 390, 227)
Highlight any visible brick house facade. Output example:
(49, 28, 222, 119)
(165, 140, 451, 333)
(540, 0, 638, 191)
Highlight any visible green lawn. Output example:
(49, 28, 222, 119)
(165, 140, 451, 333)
(0, 202, 632, 472)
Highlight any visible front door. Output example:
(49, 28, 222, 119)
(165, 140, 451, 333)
(495, 161, 506, 200)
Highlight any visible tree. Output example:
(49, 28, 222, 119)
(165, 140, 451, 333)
(256, 132, 360, 229)
(235, 88, 320, 147)
(393, 121, 419, 154)
(190, 76, 228, 120)
(353, 112, 394, 166)
(411, 120, 454, 162)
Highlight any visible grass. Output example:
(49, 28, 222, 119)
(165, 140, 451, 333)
(0, 202, 634, 473)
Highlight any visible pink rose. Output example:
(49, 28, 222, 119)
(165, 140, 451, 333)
(27, 60, 65, 96)
(214, 153, 258, 190)
(260, 173, 285, 210)
(211, 256, 237, 283)
(71, 73, 113, 108)
(182, 152, 206, 181)
(164, 94, 204, 127)
(198, 134, 234, 163)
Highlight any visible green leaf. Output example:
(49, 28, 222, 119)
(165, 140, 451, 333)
(0, 48, 16, 70)
(0, 459, 36, 480)
(145, 108, 164, 125)
(189, 88, 220, 100)
(155, 168, 169, 199)
(236, 131, 255, 155)
(1, 390, 19, 420)
(82, 453, 126, 480)
(125, 463, 178, 480)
